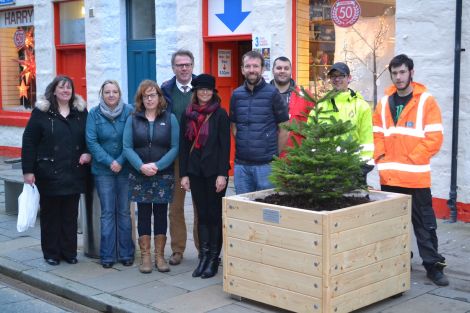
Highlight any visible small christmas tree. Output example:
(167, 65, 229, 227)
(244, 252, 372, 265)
(269, 88, 367, 208)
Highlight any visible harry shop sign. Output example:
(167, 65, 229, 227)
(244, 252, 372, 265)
(331, 0, 361, 28)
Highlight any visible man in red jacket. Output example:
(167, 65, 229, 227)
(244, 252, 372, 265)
(270, 56, 312, 157)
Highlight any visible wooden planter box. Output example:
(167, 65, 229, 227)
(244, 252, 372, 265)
(223, 189, 412, 313)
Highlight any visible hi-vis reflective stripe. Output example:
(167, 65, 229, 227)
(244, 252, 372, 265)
(377, 162, 431, 173)
(361, 143, 374, 151)
(380, 92, 439, 138)
(424, 123, 444, 133)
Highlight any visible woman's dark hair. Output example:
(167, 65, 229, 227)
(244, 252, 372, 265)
(190, 89, 221, 105)
(44, 75, 76, 110)
(388, 54, 414, 72)
(134, 79, 167, 115)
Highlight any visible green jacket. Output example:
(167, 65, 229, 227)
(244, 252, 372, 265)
(309, 89, 374, 161)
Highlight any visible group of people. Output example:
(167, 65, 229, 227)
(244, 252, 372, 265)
(21, 49, 448, 286)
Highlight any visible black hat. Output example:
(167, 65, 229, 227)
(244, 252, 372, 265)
(328, 62, 350, 76)
(191, 74, 217, 92)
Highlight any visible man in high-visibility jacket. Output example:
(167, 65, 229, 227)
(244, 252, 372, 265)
(309, 62, 374, 181)
(373, 54, 448, 286)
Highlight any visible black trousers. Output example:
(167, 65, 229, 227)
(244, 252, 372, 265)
(381, 185, 445, 270)
(189, 175, 226, 228)
(39, 194, 80, 260)
(137, 203, 168, 236)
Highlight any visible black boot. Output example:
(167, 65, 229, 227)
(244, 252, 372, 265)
(201, 225, 221, 279)
(192, 225, 210, 277)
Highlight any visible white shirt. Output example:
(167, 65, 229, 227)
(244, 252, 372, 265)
(175, 80, 192, 93)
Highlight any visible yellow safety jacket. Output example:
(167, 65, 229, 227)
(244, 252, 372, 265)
(309, 89, 374, 161)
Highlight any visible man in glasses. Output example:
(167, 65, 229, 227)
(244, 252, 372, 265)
(161, 49, 198, 266)
(309, 62, 374, 182)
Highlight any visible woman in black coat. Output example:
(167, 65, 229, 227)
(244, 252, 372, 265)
(22, 75, 91, 266)
(179, 74, 230, 278)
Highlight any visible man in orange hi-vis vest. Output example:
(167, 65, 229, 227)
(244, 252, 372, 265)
(373, 54, 448, 286)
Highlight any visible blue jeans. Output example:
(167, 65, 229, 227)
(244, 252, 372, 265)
(95, 175, 135, 263)
(234, 163, 274, 195)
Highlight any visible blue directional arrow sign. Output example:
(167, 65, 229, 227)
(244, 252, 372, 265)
(216, 0, 251, 32)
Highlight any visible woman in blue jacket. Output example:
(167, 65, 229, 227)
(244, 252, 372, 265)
(123, 80, 179, 274)
(86, 80, 135, 268)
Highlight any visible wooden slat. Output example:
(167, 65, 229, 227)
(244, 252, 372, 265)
(224, 195, 324, 234)
(328, 192, 411, 232)
(330, 234, 409, 275)
(331, 215, 410, 253)
(225, 276, 321, 313)
(322, 212, 332, 313)
(330, 253, 409, 297)
(226, 256, 322, 298)
(331, 272, 410, 313)
(226, 237, 322, 276)
(226, 217, 322, 254)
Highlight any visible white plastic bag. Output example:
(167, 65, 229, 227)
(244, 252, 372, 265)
(17, 183, 40, 232)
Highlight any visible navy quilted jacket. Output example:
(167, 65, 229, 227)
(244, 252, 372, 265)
(229, 79, 289, 164)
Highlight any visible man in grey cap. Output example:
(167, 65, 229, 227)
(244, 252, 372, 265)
(309, 62, 374, 181)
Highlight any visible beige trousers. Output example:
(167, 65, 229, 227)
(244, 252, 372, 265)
(169, 159, 199, 254)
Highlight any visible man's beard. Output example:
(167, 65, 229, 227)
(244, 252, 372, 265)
(397, 76, 412, 91)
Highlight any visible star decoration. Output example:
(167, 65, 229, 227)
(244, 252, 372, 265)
(17, 80, 30, 99)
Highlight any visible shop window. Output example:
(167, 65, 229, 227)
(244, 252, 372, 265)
(59, 1, 85, 44)
(0, 7, 35, 112)
(297, 0, 396, 104)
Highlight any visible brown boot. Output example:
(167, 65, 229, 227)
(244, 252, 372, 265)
(155, 235, 170, 272)
(138, 236, 152, 273)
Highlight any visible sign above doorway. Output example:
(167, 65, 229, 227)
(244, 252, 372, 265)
(208, 0, 252, 36)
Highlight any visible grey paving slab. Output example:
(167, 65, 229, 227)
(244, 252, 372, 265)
(0, 234, 11, 242)
(0, 298, 71, 313)
(91, 292, 161, 313)
(114, 280, 187, 305)
(208, 303, 273, 313)
(367, 293, 470, 313)
(0, 286, 33, 304)
(152, 284, 233, 313)
(0, 256, 33, 275)
(50, 259, 117, 282)
(0, 237, 39, 255)
(2, 247, 43, 262)
(159, 269, 222, 291)
(80, 266, 162, 293)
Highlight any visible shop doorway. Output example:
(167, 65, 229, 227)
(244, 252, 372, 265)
(126, 0, 156, 103)
(205, 40, 251, 174)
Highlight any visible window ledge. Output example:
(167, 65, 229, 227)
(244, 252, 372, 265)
(0, 110, 31, 127)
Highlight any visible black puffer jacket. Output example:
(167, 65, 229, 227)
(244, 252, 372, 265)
(22, 95, 90, 196)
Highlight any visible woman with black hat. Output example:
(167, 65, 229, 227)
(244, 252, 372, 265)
(179, 74, 230, 278)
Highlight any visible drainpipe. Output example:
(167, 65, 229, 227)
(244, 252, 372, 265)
(447, 0, 465, 223)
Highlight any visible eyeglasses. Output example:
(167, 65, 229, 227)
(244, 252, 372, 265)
(142, 93, 158, 100)
(329, 74, 347, 80)
(174, 63, 193, 69)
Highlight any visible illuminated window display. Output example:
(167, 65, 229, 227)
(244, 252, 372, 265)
(297, 0, 396, 104)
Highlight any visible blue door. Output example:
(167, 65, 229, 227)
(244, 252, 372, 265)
(126, 0, 156, 103)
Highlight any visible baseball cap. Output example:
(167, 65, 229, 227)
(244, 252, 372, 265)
(328, 62, 350, 76)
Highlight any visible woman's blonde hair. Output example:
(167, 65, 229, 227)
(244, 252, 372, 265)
(134, 80, 167, 115)
(99, 80, 122, 102)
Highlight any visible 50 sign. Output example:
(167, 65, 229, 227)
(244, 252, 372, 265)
(331, 0, 361, 28)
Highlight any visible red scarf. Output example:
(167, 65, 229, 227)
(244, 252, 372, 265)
(185, 101, 219, 149)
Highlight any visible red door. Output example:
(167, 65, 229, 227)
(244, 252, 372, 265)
(57, 49, 87, 99)
(208, 42, 241, 175)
